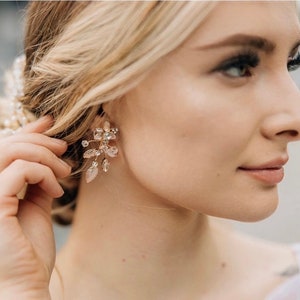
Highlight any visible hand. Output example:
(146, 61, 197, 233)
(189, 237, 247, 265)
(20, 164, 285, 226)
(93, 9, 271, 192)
(0, 116, 71, 299)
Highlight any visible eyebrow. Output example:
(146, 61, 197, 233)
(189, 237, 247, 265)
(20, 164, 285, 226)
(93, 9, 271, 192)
(195, 34, 276, 53)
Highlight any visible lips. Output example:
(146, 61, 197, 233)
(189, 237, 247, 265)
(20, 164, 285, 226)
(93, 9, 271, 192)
(238, 157, 288, 185)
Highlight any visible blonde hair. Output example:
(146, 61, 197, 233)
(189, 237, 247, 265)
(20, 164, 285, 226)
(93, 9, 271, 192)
(7, 1, 216, 224)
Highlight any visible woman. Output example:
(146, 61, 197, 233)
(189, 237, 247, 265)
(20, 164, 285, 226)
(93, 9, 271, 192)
(0, 1, 300, 299)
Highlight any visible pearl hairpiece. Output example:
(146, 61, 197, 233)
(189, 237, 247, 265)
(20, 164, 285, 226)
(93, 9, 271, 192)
(0, 55, 32, 137)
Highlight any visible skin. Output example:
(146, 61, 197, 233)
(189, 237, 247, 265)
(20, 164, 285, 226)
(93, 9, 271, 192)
(0, 1, 300, 300)
(113, 1, 300, 222)
(54, 2, 300, 299)
(0, 116, 71, 299)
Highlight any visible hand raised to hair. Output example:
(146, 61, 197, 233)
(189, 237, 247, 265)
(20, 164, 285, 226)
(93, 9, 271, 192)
(0, 116, 71, 300)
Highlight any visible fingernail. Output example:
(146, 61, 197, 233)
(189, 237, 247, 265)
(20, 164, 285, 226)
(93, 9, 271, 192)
(57, 184, 65, 197)
(59, 158, 72, 170)
(52, 138, 67, 146)
(39, 115, 53, 123)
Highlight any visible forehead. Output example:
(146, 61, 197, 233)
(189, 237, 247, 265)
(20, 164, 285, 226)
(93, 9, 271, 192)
(185, 1, 299, 48)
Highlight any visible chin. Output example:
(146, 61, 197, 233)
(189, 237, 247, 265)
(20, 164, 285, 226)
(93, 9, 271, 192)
(233, 194, 279, 223)
(208, 191, 280, 223)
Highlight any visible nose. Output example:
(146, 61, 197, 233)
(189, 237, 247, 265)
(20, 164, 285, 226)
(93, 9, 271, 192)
(261, 72, 300, 144)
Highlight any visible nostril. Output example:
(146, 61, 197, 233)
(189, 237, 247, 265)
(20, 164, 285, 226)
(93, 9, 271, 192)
(277, 130, 298, 137)
(290, 130, 298, 137)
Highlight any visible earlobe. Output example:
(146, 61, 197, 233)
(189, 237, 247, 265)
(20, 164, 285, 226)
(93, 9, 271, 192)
(102, 101, 116, 120)
(101, 97, 124, 125)
(90, 113, 104, 130)
(90, 100, 118, 129)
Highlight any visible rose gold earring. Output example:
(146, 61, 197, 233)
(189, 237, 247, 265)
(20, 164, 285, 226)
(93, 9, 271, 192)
(81, 120, 118, 183)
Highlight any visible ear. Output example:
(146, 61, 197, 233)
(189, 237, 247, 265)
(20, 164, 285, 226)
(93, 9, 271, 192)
(90, 114, 103, 129)
(90, 100, 119, 129)
(102, 101, 114, 119)
(102, 98, 122, 124)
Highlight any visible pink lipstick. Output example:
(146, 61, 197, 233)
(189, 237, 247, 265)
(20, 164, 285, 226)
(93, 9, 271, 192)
(238, 157, 287, 185)
(238, 167, 284, 185)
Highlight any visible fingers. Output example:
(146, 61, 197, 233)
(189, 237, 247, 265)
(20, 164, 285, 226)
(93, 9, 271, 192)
(0, 160, 64, 218)
(0, 116, 72, 217)
(20, 115, 53, 134)
(2, 160, 64, 197)
(4, 115, 67, 157)
(4, 133, 68, 157)
(0, 116, 71, 178)
(0, 142, 70, 178)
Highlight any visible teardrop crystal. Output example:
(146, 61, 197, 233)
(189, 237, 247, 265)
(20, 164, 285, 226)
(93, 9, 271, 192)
(101, 158, 110, 172)
(83, 149, 97, 158)
(85, 165, 99, 183)
(103, 121, 110, 132)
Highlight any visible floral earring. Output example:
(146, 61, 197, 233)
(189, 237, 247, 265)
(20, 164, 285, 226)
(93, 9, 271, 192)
(81, 120, 119, 183)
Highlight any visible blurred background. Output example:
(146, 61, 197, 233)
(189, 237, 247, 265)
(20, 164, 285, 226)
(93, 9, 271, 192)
(0, 1, 299, 250)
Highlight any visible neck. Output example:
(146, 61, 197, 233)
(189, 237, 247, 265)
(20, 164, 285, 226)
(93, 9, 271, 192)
(56, 167, 234, 299)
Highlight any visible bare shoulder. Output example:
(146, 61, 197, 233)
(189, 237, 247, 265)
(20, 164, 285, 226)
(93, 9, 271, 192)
(210, 220, 299, 299)
(230, 230, 299, 299)
(234, 231, 298, 275)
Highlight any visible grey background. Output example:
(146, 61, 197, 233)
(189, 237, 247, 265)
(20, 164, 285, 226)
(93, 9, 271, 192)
(0, 2, 299, 250)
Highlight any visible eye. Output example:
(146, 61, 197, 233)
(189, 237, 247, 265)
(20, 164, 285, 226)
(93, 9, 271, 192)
(223, 64, 251, 78)
(214, 51, 260, 79)
(288, 46, 300, 72)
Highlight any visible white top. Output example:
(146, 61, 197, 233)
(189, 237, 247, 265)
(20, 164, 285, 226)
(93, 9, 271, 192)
(266, 244, 300, 300)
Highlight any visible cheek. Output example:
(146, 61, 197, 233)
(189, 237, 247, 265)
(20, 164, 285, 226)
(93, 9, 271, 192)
(117, 100, 239, 211)
(115, 64, 259, 212)
(119, 116, 194, 202)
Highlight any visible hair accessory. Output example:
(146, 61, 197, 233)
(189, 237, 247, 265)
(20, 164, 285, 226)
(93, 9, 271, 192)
(0, 55, 31, 137)
(82, 120, 119, 183)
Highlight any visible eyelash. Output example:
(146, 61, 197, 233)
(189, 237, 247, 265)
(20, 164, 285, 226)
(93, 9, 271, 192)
(214, 51, 259, 79)
(288, 49, 300, 72)
(214, 47, 300, 79)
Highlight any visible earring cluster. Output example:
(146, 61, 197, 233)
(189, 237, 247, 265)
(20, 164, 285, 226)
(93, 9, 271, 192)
(82, 120, 118, 183)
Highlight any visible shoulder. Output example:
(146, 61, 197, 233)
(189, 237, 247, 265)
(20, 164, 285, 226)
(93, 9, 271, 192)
(265, 243, 300, 300)
(266, 273, 300, 300)
(210, 222, 300, 299)
(224, 229, 300, 299)
(292, 243, 300, 265)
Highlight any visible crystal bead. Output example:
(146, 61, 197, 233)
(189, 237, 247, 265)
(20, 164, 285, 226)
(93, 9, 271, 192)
(92, 161, 98, 167)
(94, 128, 103, 140)
(101, 158, 110, 172)
(100, 145, 108, 151)
(111, 128, 118, 134)
(103, 132, 116, 140)
(81, 140, 89, 147)
(106, 146, 118, 157)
